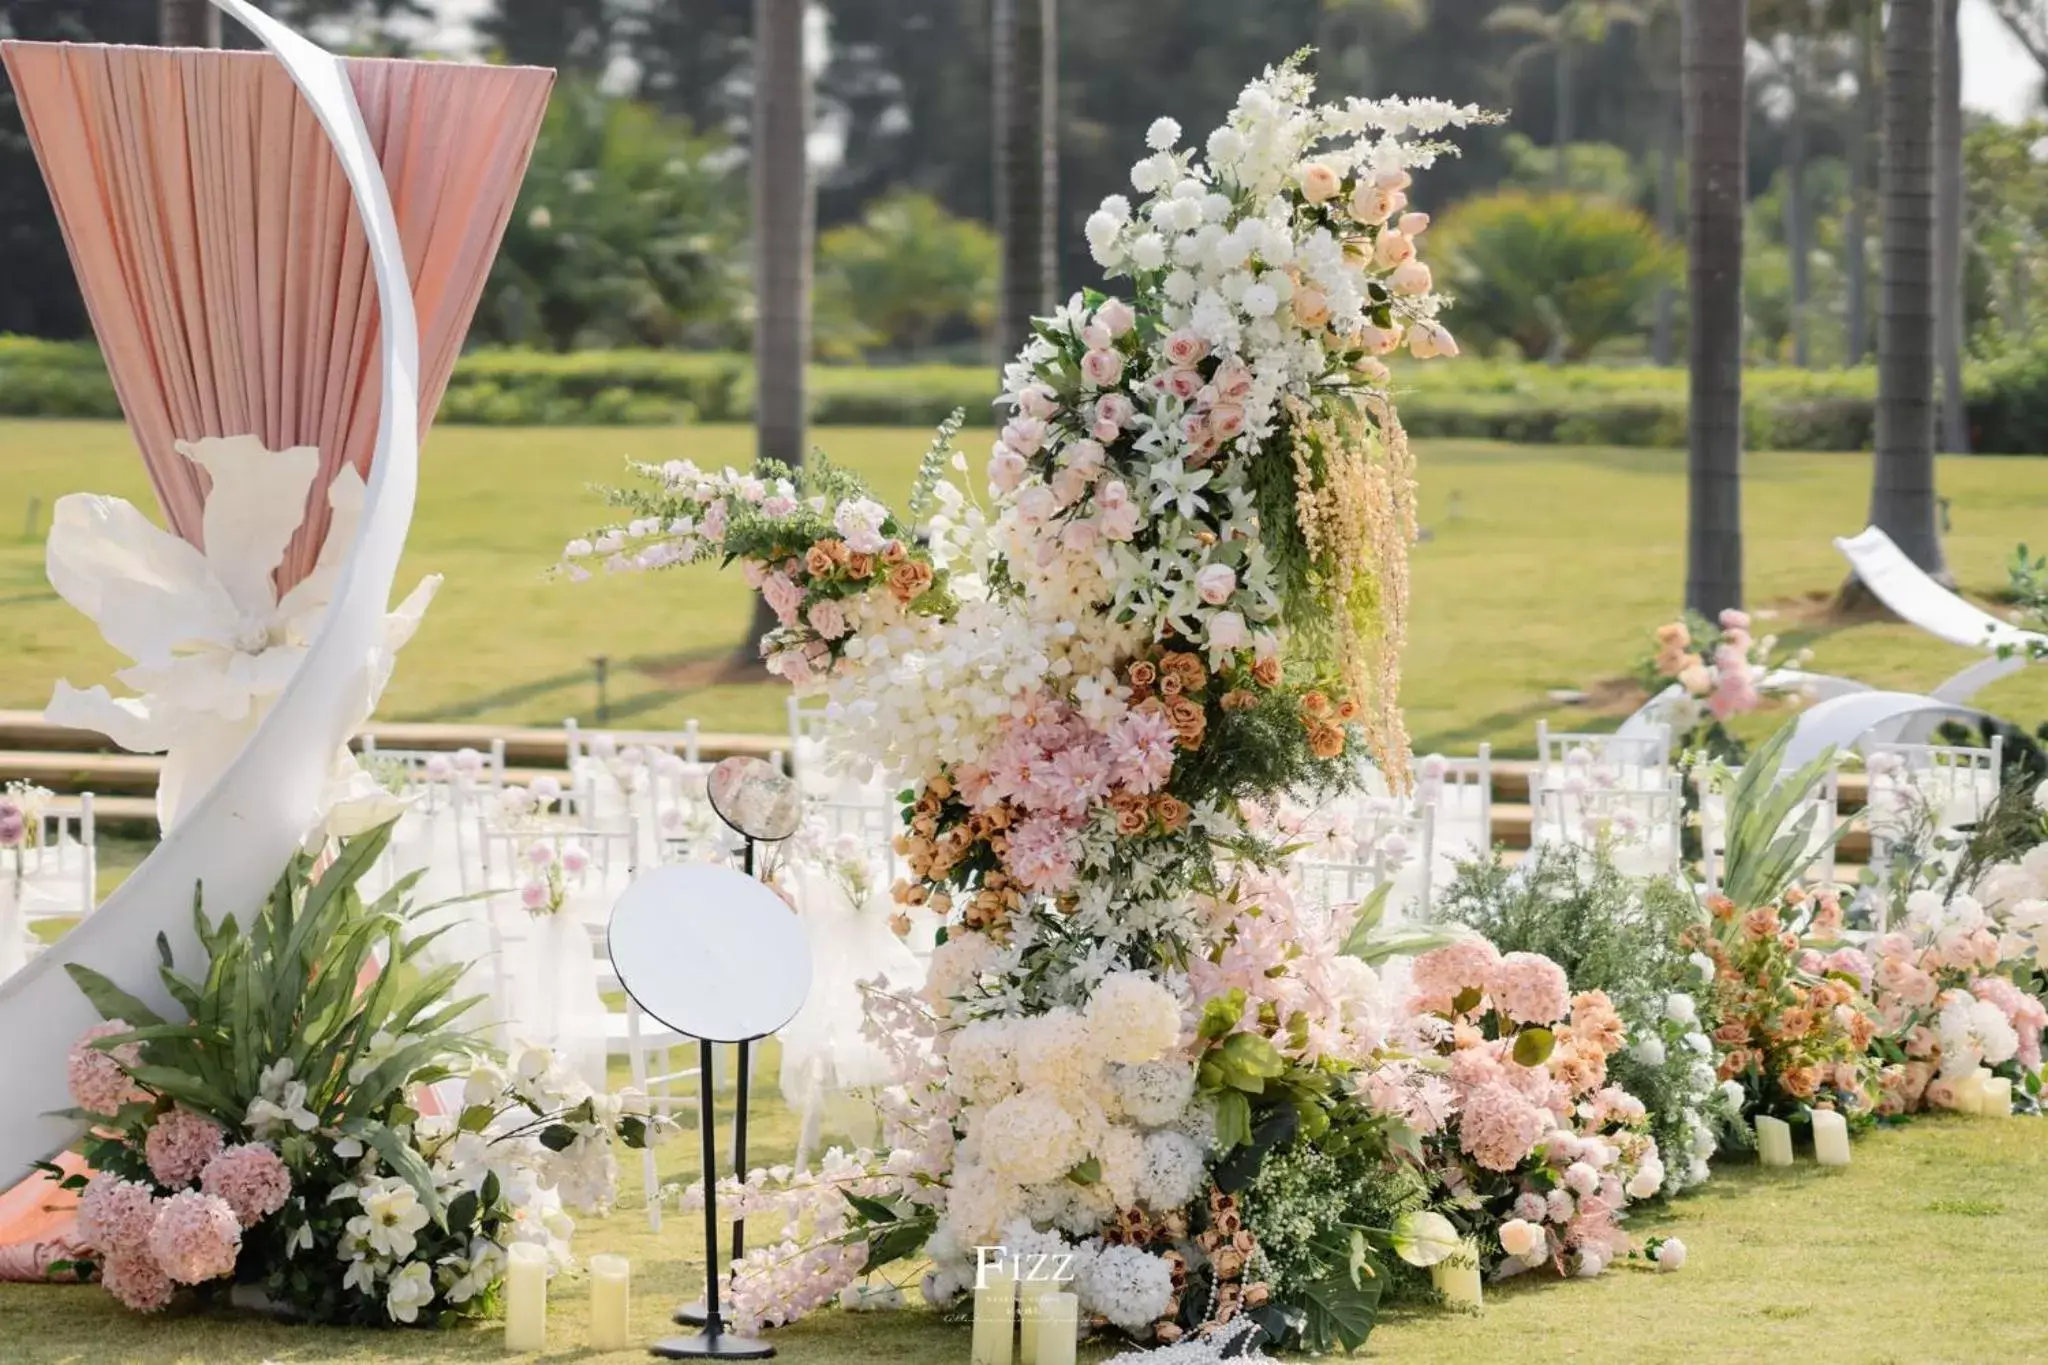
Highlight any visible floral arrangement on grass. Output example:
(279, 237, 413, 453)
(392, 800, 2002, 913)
(1639, 609, 1810, 765)
(1430, 846, 1735, 1195)
(564, 55, 1545, 1353)
(50, 821, 653, 1325)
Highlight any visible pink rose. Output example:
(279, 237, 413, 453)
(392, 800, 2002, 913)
(1163, 329, 1209, 368)
(1081, 321, 1113, 350)
(1390, 260, 1433, 296)
(1208, 610, 1248, 653)
(1379, 168, 1413, 191)
(989, 444, 1027, 493)
(1297, 160, 1341, 203)
(1001, 416, 1046, 455)
(1358, 323, 1401, 355)
(1196, 563, 1238, 605)
(1180, 412, 1210, 446)
(1292, 286, 1330, 327)
(1375, 230, 1416, 269)
(1095, 393, 1135, 431)
(1016, 485, 1057, 524)
(1097, 297, 1137, 336)
(1017, 383, 1059, 419)
(1398, 211, 1431, 238)
(1164, 367, 1205, 400)
(1208, 403, 1246, 441)
(807, 599, 849, 640)
(1213, 359, 1253, 401)
(1062, 519, 1102, 554)
(1066, 438, 1106, 477)
(1081, 347, 1125, 388)
(1409, 320, 1458, 359)
(1051, 467, 1091, 507)
(1348, 182, 1395, 225)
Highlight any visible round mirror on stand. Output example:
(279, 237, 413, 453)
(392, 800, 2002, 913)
(610, 864, 813, 1359)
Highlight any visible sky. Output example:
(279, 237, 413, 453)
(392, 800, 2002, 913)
(417, 1, 2043, 125)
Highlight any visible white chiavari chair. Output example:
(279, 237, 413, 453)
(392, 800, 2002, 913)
(10, 794, 98, 969)
(1413, 746, 1492, 886)
(1532, 778, 1684, 878)
(1293, 795, 1434, 923)
(1533, 722, 1670, 807)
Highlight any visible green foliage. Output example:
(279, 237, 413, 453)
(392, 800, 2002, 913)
(1715, 724, 1843, 912)
(476, 82, 746, 352)
(1434, 190, 1681, 362)
(815, 191, 998, 360)
(1498, 133, 1645, 205)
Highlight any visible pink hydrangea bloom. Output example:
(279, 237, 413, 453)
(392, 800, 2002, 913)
(100, 1252, 175, 1313)
(66, 1021, 142, 1116)
(147, 1191, 241, 1285)
(1489, 952, 1571, 1026)
(77, 1173, 159, 1261)
(144, 1108, 226, 1189)
(1409, 939, 1501, 1015)
(199, 1144, 291, 1228)
(1458, 1080, 1554, 1172)
(1974, 976, 2048, 1069)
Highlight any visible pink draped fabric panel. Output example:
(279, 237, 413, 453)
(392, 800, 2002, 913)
(0, 44, 553, 587)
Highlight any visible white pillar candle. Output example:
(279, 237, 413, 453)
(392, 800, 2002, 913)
(504, 1241, 548, 1352)
(970, 1262, 1017, 1365)
(1951, 1070, 1988, 1115)
(1810, 1108, 1850, 1166)
(1755, 1114, 1795, 1166)
(1032, 1291, 1078, 1365)
(1017, 1273, 1056, 1363)
(1980, 1076, 2013, 1117)
(1430, 1239, 1483, 1308)
(589, 1253, 631, 1350)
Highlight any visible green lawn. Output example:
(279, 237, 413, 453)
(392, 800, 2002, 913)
(1, 1043, 2042, 1363)
(3, 419, 2046, 750)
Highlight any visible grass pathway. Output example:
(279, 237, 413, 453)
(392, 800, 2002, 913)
(3, 1045, 2041, 1364)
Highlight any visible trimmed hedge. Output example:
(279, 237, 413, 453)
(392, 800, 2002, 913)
(0, 336, 2039, 453)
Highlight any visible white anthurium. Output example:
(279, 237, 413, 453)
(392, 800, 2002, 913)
(44, 434, 440, 832)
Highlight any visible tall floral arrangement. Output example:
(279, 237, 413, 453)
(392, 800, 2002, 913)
(1640, 609, 1811, 765)
(52, 822, 652, 1324)
(566, 58, 1522, 1352)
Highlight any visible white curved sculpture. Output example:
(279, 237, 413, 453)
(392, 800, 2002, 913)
(0, 0, 420, 1184)
(1778, 690, 1990, 772)
(1617, 669, 1874, 741)
(1836, 526, 2047, 704)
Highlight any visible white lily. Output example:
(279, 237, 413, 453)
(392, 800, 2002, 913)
(44, 435, 439, 831)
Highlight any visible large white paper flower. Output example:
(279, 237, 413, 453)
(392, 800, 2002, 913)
(44, 435, 439, 831)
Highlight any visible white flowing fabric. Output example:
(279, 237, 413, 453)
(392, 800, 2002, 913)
(779, 865, 925, 1101)
(0, 884, 26, 984)
(516, 911, 609, 1095)
(0, 0, 424, 1184)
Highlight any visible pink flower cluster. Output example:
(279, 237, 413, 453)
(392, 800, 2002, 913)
(144, 1107, 226, 1188)
(953, 696, 1176, 894)
(147, 1190, 242, 1285)
(1856, 920, 2045, 1114)
(200, 1143, 292, 1227)
(78, 1173, 158, 1261)
(1706, 610, 1760, 720)
(724, 1238, 870, 1336)
(66, 1020, 142, 1116)
(1406, 940, 1569, 1027)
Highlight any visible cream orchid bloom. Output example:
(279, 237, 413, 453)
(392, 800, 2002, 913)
(44, 434, 440, 832)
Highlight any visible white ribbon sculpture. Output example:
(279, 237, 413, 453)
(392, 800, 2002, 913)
(0, 0, 423, 1183)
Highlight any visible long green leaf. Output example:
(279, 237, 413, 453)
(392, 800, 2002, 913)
(345, 1118, 443, 1221)
(62, 964, 166, 1028)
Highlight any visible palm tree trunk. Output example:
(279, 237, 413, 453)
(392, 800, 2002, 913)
(1786, 59, 1812, 369)
(1555, 39, 1575, 178)
(1845, 1, 1876, 365)
(1935, 0, 1970, 451)
(743, 0, 814, 661)
(1652, 83, 1680, 366)
(994, 0, 1058, 367)
(1869, 0, 1948, 579)
(1683, 0, 1746, 617)
(160, 0, 220, 45)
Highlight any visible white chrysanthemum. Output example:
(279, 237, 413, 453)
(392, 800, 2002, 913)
(1135, 1130, 1205, 1210)
(1146, 117, 1182, 150)
(979, 1091, 1088, 1187)
(1085, 972, 1183, 1064)
(1114, 1060, 1198, 1128)
(948, 1020, 1021, 1104)
(1077, 1244, 1176, 1332)
(1015, 1008, 1105, 1092)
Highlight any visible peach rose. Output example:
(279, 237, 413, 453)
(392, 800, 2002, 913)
(888, 559, 935, 603)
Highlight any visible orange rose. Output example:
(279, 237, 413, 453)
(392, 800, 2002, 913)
(1301, 691, 1333, 720)
(888, 559, 935, 603)
(1159, 673, 1184, 697)
(1128, 660, 1159, 688)
(1112, 795, 1151, 836)
(1334, 697, 1361, 722)
(1153, 795, 1192, 832)
(1251, 656, 1282, 688)
(1781, 1066, 1820, 1099)
(1741, 907, 1781, 940)
(846, 552, 876, 579)
(1308, 724, 1345, 759)
(1221, 689, 1258, 711)
(805, 543, 837, 578)
(881, 539, 909, 565)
